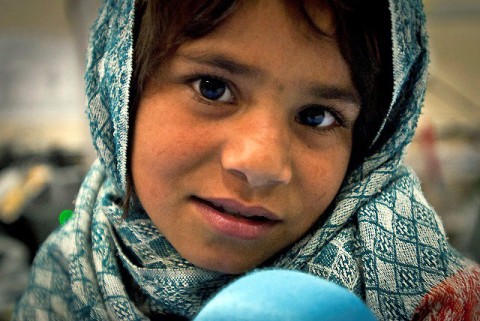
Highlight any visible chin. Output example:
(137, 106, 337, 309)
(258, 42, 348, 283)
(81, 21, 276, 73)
(184, 251, 261, 275)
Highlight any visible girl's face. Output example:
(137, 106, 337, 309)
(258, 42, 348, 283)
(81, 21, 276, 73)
(132, 0, 360, 274)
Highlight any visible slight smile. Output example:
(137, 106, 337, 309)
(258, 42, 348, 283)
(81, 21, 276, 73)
(191, 196, 282, 240)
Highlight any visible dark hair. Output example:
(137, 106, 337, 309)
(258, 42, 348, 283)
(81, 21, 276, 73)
(330, 0, 393, 166)
(124, 0, 392, 211)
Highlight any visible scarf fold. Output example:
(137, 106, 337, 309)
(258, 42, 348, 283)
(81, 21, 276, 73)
(65, 161, 469, 320)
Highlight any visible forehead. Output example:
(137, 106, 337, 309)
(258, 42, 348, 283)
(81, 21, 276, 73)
(185, 0, 338, 56)
(224, 0, 337, 40)
(174, 0, 351, 90)
(292, 0, 337, 38)
(202, 0, 339, 61)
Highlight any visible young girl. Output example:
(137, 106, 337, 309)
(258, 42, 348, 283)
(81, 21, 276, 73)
(14, 0, 480, 320)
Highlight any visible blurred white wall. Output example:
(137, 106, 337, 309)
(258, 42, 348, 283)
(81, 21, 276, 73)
(406, 0, 480, 259)
(0, 0, 99, 161)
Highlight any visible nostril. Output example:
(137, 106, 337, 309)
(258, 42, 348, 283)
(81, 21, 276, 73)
(228, 168, 249, 182)
(230, 166, 292, 188)
(221, 135, 292, 187)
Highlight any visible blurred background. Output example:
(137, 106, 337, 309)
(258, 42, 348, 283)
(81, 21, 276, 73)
(0, 0, 479, 318)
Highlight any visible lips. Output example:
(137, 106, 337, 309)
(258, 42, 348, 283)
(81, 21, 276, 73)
(192, 196, 280, 221)
(191, 196, 281, 240)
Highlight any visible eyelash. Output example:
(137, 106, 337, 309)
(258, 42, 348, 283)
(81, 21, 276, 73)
(187, 74, 237, 106)
(186, 74, 348, 130)
(295, 104, 348, 131)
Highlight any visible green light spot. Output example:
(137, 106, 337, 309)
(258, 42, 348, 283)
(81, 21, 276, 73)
(59, 210, 74, 225)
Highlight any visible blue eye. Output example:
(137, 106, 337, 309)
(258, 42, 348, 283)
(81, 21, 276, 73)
(192, 77, 234, 103)
(296, 106, 337, 128)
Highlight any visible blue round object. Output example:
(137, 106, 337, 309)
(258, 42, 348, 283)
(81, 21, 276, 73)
(194, 269, 377, 321)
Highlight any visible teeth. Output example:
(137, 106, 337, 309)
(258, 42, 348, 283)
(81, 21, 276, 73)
(219, 205, 242, 217)
(203, 198, 269, 221)
(215, 204, 248, 218)
(218, 205, 267, 221)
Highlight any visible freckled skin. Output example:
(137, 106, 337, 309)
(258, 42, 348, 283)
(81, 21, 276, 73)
(131, 0, 360, 274)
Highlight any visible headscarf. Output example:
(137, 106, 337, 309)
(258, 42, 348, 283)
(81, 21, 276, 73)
(15, 0, 479, 320)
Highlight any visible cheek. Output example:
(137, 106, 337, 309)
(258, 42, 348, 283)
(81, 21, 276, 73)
(131, 98, 188, 198)
(131, 98, 219, 196)
(132, 120, 178, 182)
(295, 141, 351, 217)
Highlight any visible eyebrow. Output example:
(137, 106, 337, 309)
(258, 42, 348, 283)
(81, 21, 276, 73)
(308, 85, 361, 106)
(178, 52, 264, 78)
(179, 51, 360, 106)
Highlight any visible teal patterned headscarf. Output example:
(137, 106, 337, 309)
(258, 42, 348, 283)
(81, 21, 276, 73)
(14, 0, 478, 320)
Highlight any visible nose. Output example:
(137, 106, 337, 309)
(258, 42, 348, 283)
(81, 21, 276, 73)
(221, 117, 292, 187)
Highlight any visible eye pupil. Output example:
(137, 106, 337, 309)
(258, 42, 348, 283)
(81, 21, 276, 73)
(297, 108, 326, 127)
(199, 78, 226, 100)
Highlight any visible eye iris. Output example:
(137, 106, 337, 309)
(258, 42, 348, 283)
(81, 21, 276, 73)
(298, 108, 326, 127)
(199, 78, 226, 100)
